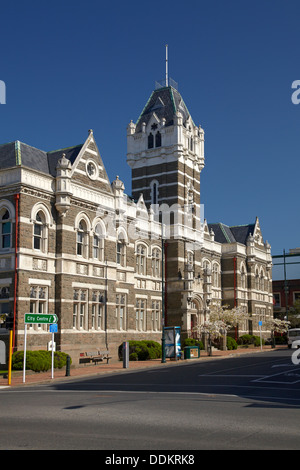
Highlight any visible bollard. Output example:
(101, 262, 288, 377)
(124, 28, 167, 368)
(123, 342, 129, 369)
(65, 355, 71, 376)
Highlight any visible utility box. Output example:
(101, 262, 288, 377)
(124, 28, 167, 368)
(184, 346, 200, 359)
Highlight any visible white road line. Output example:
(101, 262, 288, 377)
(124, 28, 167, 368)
(199, 374, 265, 378)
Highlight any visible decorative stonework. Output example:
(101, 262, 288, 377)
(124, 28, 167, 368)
(32, 258, 47, 271)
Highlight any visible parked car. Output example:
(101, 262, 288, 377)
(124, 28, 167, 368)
(287, 328, 300, 348)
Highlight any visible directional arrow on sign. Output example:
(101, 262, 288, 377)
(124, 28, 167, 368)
(24, 314, 58, 324)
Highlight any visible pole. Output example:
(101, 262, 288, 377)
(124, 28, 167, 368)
(165, 44, 168, 87)
(23, 324, 27, 383)
(283, 249, 289, 322)
(259, 322, 263, 351)
(13, 193, 19, 351)
(51, 331, 54, 379)
(123, 341, 129, 369)
(8, 329, 13, 385)
(161, 226, 166, 363)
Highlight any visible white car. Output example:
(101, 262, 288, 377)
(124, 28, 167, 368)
(287, 328, 300, 349)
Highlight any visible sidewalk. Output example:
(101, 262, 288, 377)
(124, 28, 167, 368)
(0, 345, 286, 387)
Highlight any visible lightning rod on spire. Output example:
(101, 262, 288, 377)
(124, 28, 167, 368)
(166, 44, 168, 87)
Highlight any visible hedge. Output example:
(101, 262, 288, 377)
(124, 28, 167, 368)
(237, 334, 265, 347)
(181, 338, 204, 350)
(226, 336, 238, 350)
(118, 341, 162, 361)
(12, 350, 71, 372)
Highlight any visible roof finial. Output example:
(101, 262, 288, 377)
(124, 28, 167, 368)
(165, 44, 168, 87)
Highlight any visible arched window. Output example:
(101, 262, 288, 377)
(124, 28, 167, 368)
(93, 223, 104, 261)
(150, 180, 159, 206)
(0, 209, 11, 249)
(155, 131, 161, 148)
(136, 244, 147, 275)
(241, 264, 246, 289)
(255, 268, 260, 290)
(33, 211, 46, 252)
(148, 133, 154, 149)
(212, 263, 219, 288)
(77, 219, 88, 257)
(116, 235, 126, 266)
(152, 247, 161, 278)
(260, 270, 265, 292)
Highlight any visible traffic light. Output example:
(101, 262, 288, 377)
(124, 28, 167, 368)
(6, 314, 14, 330)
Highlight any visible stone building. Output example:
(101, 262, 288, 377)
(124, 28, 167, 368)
(0, 80, 274, 365)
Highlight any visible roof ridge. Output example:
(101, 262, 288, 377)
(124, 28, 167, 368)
(47, 144, 83, 154)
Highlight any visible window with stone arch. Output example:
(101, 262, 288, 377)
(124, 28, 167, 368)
(0, 207, 12, 250)
(150, 179, 159, 206)
(151, 246, 161, 278)
(148, 132, 154, 149)
(212, 262, 220, 288)
(255, 267, 260, 291)
(136, 243, 147, 275)
(260, 268, 265, 292)
(93, 221, 105, 261)
(240, 263, 247, 290)
(116, 229, 127, 267)
(155, 131, 161, 147)
(32, 203, 51, 254)
(75, 214, 91, 259)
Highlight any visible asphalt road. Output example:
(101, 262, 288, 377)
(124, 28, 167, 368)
(1, 348, 300, 451)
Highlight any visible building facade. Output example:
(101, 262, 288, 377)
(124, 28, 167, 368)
(0, 81, 274, 365)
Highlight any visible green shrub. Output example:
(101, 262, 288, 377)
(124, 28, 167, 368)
(182, 338, 204, 350)
(238, 334, 253, 345)
(237, 334, 265, 347)
(129, 352, 138, 361)
(253, 335, 265, 347)
(227, 336, 238, 350)
(12, 350, 72, 372)
(53, 351, 72, 369)
(119, 340, 162, 361)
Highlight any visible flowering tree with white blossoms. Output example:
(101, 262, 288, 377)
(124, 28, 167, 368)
(264, 318, 290, 333)
(192, 303, 251, 351)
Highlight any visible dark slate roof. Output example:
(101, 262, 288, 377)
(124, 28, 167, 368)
(208, 223, 255, 245)
(0, 140, 83, 176)
(47, 145, 82, 176)
(135, 86, 191, 132)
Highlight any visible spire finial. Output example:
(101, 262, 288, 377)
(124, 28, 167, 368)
(166, 44, 168, 87)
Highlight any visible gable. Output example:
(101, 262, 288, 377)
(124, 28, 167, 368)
(71, 131, 112, 194)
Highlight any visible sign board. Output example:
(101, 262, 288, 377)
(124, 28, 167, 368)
(49, 324, 58, 333)
(24, 314, 58, 324)
(48, 340, 56, 352)
(258, 321, 262, 326)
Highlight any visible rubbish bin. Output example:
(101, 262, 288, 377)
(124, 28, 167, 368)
(184, 346, 200, 359)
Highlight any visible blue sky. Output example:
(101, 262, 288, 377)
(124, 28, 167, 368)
(0, 0, 299, 280)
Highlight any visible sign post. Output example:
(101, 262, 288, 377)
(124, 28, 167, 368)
(23, 314, 58, 383)
(49, 323, 58, 379)
(23, 324, 27, 383)
(258, 320, 263, 351)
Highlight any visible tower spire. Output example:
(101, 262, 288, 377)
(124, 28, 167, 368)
(165, 44, 168, 87)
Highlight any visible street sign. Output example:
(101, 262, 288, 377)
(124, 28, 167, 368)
(49, 323, 58, 333)
(258, 321, 262, 326)
(24, 314, 58, 324)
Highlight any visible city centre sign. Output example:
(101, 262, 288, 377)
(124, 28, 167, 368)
(24, 313, 58, 324)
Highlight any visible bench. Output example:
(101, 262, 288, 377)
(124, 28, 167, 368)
(79, 350, 112, 365)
